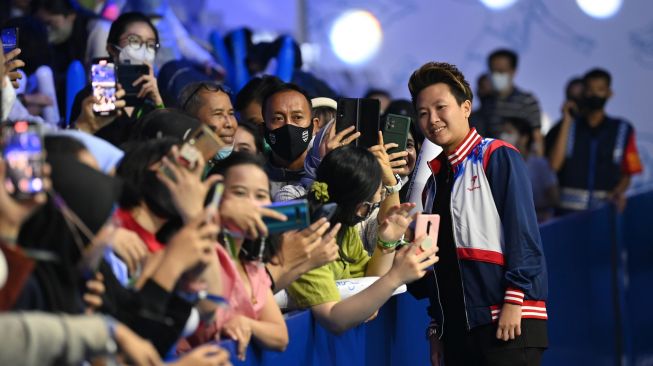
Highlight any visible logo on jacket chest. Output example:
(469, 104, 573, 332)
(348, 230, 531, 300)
(467, 175, 481, 192)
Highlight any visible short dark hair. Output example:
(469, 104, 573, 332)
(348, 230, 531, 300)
(564, 77, 584, 99)
(130, 108, 201, 141)
(364, 88, 391, 100)
(488, 48, 519, 70)
(178, 81, 231, 117)
(107, 11, 160, 47)
(504, 117, 533, 150)
(261, 83, 312, 119)
(236, 120, 265, 154)
(312, 106, 336, 123)
(117, 138, 177, 211)
(33, 0, 77, 15)
(583, 68, 611, 87)
(234, 76, 285, 113)
(408, 62, 473, 107)
(44, 135, 88, 157)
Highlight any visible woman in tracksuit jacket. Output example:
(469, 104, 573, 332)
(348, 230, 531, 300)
(407, 62, 548, 366)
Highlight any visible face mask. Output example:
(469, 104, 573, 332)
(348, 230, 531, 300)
(265, 124, 313, 163)
(491, 72, 511, 92)
(1, 77, 16, 121)
(499, 132, 519, 147)
(214, 145, 233, 161)
(47, 22, 74, 45)
(581, 96, 607, 112)
(116, 45, 156, 65)
(143, 170, 179, 219)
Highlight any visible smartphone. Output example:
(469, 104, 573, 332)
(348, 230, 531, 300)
(116, 64, 149, 106)
(414, 214, 440, 255)
(382, 114, 411, 155)
(262, 199, 310, 234)
(2, 121, 45, 200)
(311, 202, 338, 223)
(91, 59, 117, 116)
(336, 98, 380, 149)
(1, 27, 18, 54)
(160, 125, 225, 179)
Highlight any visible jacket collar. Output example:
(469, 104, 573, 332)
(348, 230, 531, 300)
(446, 128, 482, 167)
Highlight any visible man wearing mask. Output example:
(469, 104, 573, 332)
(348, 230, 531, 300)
(472, 49, 544, 155)
(262, 83, 318, 196)
(547, 68, 643, 214)
(179, 81, 237, 162)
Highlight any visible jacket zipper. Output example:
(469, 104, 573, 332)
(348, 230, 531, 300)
(448, 164, 471, 331)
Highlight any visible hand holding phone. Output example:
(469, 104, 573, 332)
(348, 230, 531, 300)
(1, 27, 19, 54)
(2, 121, 45, 200)
(262, 199, 310, 234)
(117, 64, 150, 106)
(336, 98, 380, 149)
(414, 214, 440, 255)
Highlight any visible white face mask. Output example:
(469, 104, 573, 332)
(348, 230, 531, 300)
(2, 76, 16, 121)
(491, 72, 511, 92)
(499, 132, 519, 147)
(117, 45, 156, 65)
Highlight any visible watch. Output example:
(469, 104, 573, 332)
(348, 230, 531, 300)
(384, 174, 404, 194)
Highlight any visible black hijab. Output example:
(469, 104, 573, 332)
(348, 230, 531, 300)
(16, 156, 121, 313)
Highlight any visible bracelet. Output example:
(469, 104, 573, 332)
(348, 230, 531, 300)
(377, 237, 400, 249)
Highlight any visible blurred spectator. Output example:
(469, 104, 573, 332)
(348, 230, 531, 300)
(71, 11, 164, 145)
(235, 75, 284, 127)
(0, 0, 34, 24)
(34, 0, 111, 114)
(310, 97, 337, 131)
(547, 68, 643, 214)
(471, 49, 543, 154)
(500, 117, 558, 222)
(469, 73, 492, 135)
(122, 0, 222, 73)
(233, 120, 264, 155)
(364, 88, 392, 114)
(5, 16, 60, 125)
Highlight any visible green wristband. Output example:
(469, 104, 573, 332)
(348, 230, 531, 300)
(377, 237, 400, 249)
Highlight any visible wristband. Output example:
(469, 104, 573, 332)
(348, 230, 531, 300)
(377, 237, 400, 249)
(384, 174, 403, 194)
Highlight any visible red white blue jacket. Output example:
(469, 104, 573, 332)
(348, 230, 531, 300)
(418, 128, 548, 330)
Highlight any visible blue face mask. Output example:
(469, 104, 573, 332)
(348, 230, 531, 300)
(214, 145, 234, 161)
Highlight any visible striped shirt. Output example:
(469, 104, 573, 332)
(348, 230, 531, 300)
(472, 87, 541, 138)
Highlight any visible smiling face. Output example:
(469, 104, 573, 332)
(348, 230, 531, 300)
(415, 83, 471, 152)
(196, 90, 238, 145)
(222, 164, 271, 206)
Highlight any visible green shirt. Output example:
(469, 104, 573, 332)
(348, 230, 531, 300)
(287, 226, 370, 308)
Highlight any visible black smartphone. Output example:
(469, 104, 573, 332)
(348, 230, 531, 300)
(311, 202, 338, 223)
(2, 121, 45, 200)
(91, 59, 117, 116)
(116, 64, 149, 106)
(1, 27, 18, 54)
(382, 113, 411, 155)
(336, 98, 380, 149)
(262, 199, 310, 234)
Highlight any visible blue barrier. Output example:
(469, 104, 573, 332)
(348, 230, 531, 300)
(213, 190, 653, 365)
(209, 30, 235, 88)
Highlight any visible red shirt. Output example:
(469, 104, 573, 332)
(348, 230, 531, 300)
(114, 208, 165, 253)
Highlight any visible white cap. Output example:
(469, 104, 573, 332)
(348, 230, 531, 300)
(311, 97, 337, 110)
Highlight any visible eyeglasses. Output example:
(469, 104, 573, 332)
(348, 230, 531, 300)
(120, 34, 160, 52)
(357, 189, 388, 220)
(180, 81, 232, 112)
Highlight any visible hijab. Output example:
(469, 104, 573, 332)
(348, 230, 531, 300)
(16, 156, 121, 313)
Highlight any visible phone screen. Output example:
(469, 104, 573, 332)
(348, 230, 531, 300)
(2, 121, 44, 199)
(91, 60, 117, 115)
(1, 28, 18, 54)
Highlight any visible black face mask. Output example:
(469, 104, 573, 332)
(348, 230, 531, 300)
(265, 124, 313, 163)
(143, 170, 179, 220)
(581, 96, 607, 112)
